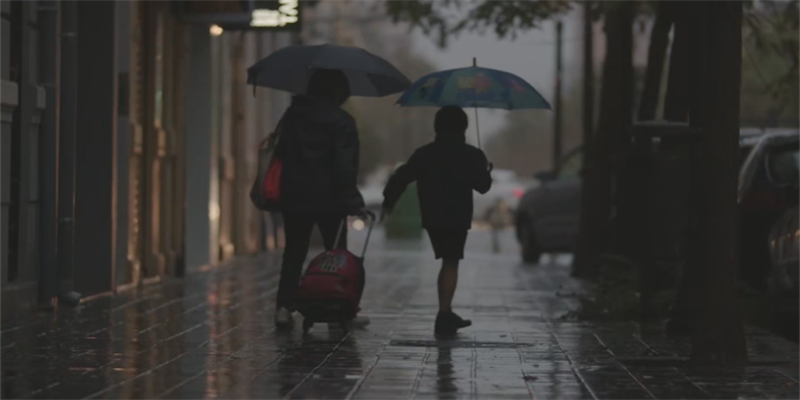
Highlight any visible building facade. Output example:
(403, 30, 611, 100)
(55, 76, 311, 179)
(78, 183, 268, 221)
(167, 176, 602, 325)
(1, 0, 294, 320)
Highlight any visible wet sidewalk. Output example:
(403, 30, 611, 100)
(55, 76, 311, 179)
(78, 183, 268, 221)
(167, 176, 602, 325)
(2, 228, 798, 399)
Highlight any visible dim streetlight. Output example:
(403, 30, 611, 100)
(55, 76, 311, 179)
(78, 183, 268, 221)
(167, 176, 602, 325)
(209, 24, 223, 36)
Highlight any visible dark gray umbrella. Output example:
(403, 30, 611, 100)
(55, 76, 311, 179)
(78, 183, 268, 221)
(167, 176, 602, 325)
(246, 43, 412, 97)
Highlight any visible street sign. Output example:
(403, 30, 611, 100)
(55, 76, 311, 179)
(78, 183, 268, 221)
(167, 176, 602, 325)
(174, 0, 303, 32)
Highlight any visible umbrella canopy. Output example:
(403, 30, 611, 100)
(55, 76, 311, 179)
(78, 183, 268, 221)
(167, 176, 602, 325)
(247, 43, 412, 97)
(396, 66, 551, 110)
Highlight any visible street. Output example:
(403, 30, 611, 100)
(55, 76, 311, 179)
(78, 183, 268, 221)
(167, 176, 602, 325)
(1, 228, 797, 399)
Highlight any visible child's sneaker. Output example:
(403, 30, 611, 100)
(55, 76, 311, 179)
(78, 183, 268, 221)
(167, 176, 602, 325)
(434, 311, 472, 336)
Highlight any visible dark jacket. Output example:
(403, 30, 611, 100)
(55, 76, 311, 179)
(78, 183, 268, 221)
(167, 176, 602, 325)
(383, 131, 492, 230)
(276, 94, 364, 214)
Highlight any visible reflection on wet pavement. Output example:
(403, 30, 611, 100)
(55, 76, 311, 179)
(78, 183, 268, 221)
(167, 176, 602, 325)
(1, 229, 798, 399)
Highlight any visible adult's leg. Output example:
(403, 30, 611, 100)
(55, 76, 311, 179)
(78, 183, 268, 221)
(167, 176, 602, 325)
(317, 214, 348, 250)
(277, 211, 315, 310)
(437, 258, 460, 313)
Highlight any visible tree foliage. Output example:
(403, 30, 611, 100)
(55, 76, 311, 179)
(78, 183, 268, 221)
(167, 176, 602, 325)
(386, 0, 800, 112)
(385, 1, 662, 48)
(741, 0, 799, 125)
(386, 0, 574, 48)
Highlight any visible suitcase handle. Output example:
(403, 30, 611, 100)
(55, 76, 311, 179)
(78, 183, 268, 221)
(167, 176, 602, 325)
(334, 215, 376, 260)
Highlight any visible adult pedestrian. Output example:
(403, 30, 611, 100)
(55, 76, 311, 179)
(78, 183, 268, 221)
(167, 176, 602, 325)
(273, 69, 371, 327)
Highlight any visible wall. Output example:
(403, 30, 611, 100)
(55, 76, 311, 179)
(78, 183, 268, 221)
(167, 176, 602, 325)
(1, 0, 47, 319)
(0, 1, 296, 318)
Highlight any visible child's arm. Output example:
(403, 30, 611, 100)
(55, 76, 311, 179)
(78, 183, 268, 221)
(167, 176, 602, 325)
(382, 151, 422, 213)
(471, 150, 493, 194)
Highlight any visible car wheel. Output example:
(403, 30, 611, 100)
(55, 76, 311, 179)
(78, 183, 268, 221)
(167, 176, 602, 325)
(519, 220, 541, 264)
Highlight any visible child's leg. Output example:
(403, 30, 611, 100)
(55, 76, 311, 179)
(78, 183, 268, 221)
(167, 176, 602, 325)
(437, 258, 460, 313)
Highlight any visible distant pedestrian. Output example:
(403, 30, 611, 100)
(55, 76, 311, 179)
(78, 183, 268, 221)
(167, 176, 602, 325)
(484, 198, 512, 253)
(273, 69, 372, 328)
(381, 106, 492, 336)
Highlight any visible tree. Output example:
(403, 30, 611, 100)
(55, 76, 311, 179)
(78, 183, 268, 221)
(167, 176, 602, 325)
(571, 1, 636, 278)
(667, 0, 797, 340)
(686, 0, 747, 366)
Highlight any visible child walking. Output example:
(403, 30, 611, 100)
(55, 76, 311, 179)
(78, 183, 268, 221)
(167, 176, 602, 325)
(381, 106, 492, 335)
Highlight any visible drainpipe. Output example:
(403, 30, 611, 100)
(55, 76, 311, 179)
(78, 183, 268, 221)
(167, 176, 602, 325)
(56, 0, 80, 307)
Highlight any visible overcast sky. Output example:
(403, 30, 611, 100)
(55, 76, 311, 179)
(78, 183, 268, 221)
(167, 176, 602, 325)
(409, 11, 583, 143)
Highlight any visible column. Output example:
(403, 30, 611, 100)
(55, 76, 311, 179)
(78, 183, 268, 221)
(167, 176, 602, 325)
(0, 0, 17, 285)
(74, 0, 118, 296)
(114, 0, 131, 287)
(184, 25, 220, 270)
(3, 0, 47, 316)
(256, 32, 273, 252)
(239, 32, 259, 254)
(217, 33, 235, 261)
(37, 0, 59, 303)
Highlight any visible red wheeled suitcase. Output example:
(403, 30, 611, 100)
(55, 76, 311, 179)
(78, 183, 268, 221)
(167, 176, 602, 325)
(293, 217, 374, 334)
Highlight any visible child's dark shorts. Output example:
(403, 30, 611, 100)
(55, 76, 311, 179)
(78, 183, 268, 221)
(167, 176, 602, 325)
(426, 229, 468, 260)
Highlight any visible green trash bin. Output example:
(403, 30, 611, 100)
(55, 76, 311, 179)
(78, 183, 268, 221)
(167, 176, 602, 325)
(385, 182, 423, 239)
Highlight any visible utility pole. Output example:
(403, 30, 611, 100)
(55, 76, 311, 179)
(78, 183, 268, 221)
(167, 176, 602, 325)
(553, 20, 563, 168)
(582, 2, 594, 162)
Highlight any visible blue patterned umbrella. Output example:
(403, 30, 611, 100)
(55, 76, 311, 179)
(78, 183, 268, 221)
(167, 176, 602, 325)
(396, 59, 551, 147)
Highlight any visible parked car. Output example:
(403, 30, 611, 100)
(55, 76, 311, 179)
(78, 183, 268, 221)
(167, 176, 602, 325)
(767, 206, 799, 292)
(739, 129, 799, 290)
(515, 128, 799, 272)
(763, 144, 799, 341)
(515, 146, 583, 262)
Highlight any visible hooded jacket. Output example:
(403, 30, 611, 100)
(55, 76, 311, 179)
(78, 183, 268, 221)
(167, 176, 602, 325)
(383, 130, 492, 230)
(276, 94, 364, 214)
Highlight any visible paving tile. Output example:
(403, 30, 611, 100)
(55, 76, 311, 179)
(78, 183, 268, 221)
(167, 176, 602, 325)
(1, 230, 797, 399)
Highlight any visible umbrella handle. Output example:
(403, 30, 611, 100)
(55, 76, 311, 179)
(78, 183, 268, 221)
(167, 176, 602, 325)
(474, 105, 481, 149)
(472, 57, 481, 149)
